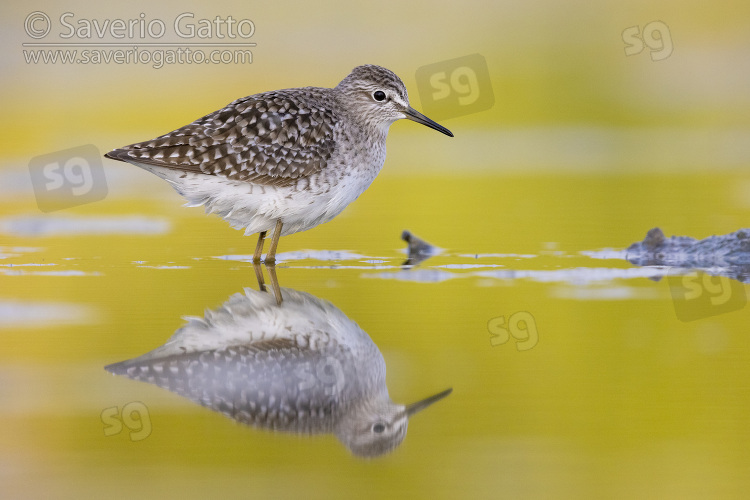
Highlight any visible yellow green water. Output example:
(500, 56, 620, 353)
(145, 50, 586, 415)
(2, 172, 749, 499)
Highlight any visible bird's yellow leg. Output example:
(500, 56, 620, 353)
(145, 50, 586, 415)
(265, 220, 283, 264)
(253, 230, 267, 264)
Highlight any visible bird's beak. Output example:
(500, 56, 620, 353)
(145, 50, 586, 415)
(403, 107, 454, 137)
(405, 388, 453, 417)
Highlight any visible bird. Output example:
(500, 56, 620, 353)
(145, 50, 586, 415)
(105, 286, 452, 457)
(105, 64, 453, 264)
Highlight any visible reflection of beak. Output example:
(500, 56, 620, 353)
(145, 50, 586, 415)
(403, 107, 454, 137)
(405, 388, 453, 417)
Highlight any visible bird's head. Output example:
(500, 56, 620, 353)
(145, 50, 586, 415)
(335, 64, 453, 138)
(335, 388, 452, 458)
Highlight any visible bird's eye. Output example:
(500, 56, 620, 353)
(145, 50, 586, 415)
(373, 91, 386, 102)
(372, 423, 386, 433)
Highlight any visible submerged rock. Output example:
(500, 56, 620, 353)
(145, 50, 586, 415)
(401, 230, 439, 266)
(625, 227, 750, 282)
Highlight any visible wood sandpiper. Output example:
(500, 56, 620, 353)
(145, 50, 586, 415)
(105, 64, 453, 263)
(105, 286, 452, 457)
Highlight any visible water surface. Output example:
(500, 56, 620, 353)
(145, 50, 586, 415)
(2, 172, 749, 499)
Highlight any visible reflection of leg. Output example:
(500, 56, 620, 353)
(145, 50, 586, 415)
(253, 262, 266, 292)
(266, 264, 282, 305)
(253, 230, 267, 264)
(265, 220, 283, 264)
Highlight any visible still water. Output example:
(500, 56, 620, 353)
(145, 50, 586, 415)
(2, 172, 749, 498)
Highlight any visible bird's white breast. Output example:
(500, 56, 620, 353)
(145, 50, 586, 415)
(134, 134, 386, 237)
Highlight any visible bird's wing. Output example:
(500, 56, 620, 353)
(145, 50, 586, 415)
(105, 88, 339, 187)
(105, 338, 354, 434)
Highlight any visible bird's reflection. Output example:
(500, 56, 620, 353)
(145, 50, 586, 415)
(105, 273, 451, 458)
